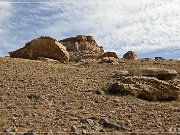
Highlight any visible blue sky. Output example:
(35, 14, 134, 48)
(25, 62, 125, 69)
(0, 0, 180, 59)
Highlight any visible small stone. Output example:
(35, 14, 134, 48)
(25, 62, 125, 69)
(82, 130, 87, 134)
(4, 128, 16, 135)
(98, 118, 121, 130)
(87, 119, 94, 124)
(27, 94, 39, 102)
(24, 131, 37, 135)
(96, 90, 105, 95)
(71, 125, 77, 132)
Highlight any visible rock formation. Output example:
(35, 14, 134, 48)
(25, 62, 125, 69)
(141, 68, 177, 80)
(123, 51, 137, 60)
(59, 35, 104, 61)
(108, 76, 179, 101)
(9, 36, 69, 62)
(100, 52, 118, 58)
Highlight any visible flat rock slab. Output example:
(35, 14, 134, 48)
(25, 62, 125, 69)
(141, 68, 178, 80)
(108, 76, 180, 101)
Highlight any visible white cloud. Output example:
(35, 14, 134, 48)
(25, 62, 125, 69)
(39, 0, 180, 56)
(0, 2, 13, 56)
(0, 0, 180, 58)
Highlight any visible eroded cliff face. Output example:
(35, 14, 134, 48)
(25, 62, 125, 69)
(9, 36, 69, 62)
(60, 35, 105, 61)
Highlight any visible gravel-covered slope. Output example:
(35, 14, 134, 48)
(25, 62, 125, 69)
(0, 57, 180, 134)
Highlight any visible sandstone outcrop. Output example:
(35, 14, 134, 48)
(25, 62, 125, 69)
(141, 68, 177, 80)
(108, 76, 179, 101)
(123, 51, 137, 60)
(9, 36, 69, 62)
(60, 35, 104, 61)
(101, 52, 118, 59)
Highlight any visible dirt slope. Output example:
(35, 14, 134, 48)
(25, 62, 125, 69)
(0, 57, 180, 134)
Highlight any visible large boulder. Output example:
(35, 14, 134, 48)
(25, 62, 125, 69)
(141, 68, 178, 80)
(9, 36, 69, 62)
(108, 76, 180, 101)
(123, 51, 137, 60)
(60, 35, 104, 61)
(101, 52, 118, 59)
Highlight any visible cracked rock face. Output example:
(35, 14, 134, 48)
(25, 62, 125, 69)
(108, 76, 180, 101)
(9, 36, 69, 62)
(60, 35, 104, 61)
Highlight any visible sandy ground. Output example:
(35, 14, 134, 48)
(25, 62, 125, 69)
(0, 57, 180, 134)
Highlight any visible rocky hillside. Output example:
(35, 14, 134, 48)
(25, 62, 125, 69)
(0, 57, 180, 134)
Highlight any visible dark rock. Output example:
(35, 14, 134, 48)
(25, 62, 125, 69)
(24, 131, 37, 135)
(108, 82, 131, 96)
(27, 94, 39, 102)
(71, 125, 77, 133)
(98, 118, 121, 130)
(155, 57, 165, 60)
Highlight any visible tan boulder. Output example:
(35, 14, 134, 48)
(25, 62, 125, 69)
(123, 51, 137, 60)
(101, 52, 118, 58)
(141, 68, 178, 80)
(9, 36, 69, 62)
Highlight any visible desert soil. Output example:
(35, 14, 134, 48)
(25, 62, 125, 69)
(0, 57, 180, 134)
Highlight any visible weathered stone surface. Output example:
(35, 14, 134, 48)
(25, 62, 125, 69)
(101, 52, 118, 58)
(9, 36, 69, 62)
(141, 68, 178, 80)
(87, 35, 95, 43)
(60, 35, 104, 61)
(108, 76, 180, 101)
(76, 35, 87, 42)
(100, 57, 119, 64)
(123, 51, 137, 60)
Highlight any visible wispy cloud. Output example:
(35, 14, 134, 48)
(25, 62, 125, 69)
(0, 1, 13, 55)
(0, 0, 180, 58)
